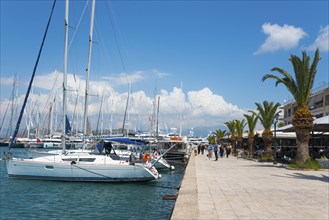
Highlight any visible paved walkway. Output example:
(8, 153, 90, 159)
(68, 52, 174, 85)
(171, 153, 329, 220)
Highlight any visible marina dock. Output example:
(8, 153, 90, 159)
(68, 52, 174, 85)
(171, 153, 329, 219)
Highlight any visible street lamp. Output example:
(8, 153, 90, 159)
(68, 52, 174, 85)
(273, 114, 279, 164)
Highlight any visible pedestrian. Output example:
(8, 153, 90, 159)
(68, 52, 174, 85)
(220, 144, 224, 158)
(226, 144, 231, 158)
(207, 144, 213, 160)
(197, 144, 201, 154)
(201, 144, 205, 155)
(213, 143, 218, 161)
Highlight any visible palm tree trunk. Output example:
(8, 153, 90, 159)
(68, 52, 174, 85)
(248, 135, 254, 158)
(230, 137, 237, 156)
(292, 107, 313, 164)
(295, 127, 310, 164)
(262, 130, 273, 157)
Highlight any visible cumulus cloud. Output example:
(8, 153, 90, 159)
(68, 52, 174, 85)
(186, 88, 245, 126)
(254, 23, 307, 55)
(0, 70, 248, 135)
(306, 25, 329, 52)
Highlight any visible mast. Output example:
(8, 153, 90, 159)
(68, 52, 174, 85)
(8, 74, 18, 137)
(83, 0, 96, 137)
(179, 82, 183, 137)
(96, 90, 104, 135)
(62, 0, 69, 153)
(47, 101, 52, 136)
(150, 79, 157, 137)
(110, 96, 114, 134)
(122, 83, 131, 136)
(156, 96, 160, 138)
(8, 0, 57, 149)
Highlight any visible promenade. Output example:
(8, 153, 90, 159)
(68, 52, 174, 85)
(171, 153, 329, 220)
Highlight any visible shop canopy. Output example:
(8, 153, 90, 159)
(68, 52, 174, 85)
(279, 115, 329, 132)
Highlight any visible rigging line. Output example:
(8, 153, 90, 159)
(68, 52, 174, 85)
(41, 0, 88, 116)
(0, 77, 15, 135)
(68, 0, 89, 51)
(105, 1, 129, 84)
(95, 90, 105, 134)
(0, 100, 10, 135)
(39, 75, 60, 125)
(9, 0, 57, 149)
(71, 163, 118, 179)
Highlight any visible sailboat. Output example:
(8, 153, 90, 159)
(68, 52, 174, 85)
(5, 0, 160, 182)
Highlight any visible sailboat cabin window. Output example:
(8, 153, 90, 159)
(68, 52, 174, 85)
(62, 158, 78, 162)
(79, 158, 96, 162)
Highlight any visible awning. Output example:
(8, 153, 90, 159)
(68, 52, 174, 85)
(103, 137, 146, 146)
(280, 115, 329, 132)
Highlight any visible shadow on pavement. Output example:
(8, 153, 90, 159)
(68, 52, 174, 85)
(243, 163, 286, 169)
(286, 173, 329, 183)
(271, 173, 329, 183)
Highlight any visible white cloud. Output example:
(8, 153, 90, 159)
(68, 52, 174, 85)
(306, 25, 329, 52)
(186, 88, 246, 126)
(254, 23, 307, 55)
(0, 75, 16, 86)
(0, 71, 248, 135)
(153, 69, 170, 78)
(102, 71, 145, 86)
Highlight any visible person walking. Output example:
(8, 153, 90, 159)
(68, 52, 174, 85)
(226, 144, 232, 158)
(220, 144, 224, 158)
(201, 144, 205, 155)
(207, 144, 213, 160)
(214, 143, 219, 161)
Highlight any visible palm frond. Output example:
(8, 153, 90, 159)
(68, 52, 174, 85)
(262, 49, 320, 108)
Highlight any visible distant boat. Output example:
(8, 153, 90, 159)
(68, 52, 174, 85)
(110, 139, 174, 170)
(27, 138, 62, 148)
(157, 136, 192, 164)
(5, 0, 160, 182)
(0, 139, 9, 147)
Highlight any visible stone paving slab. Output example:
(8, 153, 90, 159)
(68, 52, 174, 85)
(171, 153, 329, 220)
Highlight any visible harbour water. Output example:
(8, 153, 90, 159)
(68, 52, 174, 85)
(0, 147, 185, 220)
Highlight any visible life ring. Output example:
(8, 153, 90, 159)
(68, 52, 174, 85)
(143, 153, 149, 162)
(170, 136, 182, 141)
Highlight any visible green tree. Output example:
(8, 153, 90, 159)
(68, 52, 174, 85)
(262, 49, 320, 164)
(252, 101, 281, 158)
(225, 120, 237, 155)
(215, 129, 227, 144)
(235, 119, 246, 152)
(208, 135, 216, 145)
(244, 111, 259, 158)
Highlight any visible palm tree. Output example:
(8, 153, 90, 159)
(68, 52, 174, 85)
(225, 120, 237, 155)
(262, 49, 320, 164)
(244, 111, 259, 158)
(252, 101, 281, 158)
(235, 119, 246, 153)
(208, 135, 216, 145)
(215, 129, 227, 144)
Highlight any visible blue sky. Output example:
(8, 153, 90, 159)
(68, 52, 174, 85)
(0, 0, 328, 135)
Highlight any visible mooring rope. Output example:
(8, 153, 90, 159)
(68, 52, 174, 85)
(71, 163, 114, 179)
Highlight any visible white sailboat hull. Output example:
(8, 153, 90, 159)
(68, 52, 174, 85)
(6, 155, 159, 182)
(151, 157, 172, 169)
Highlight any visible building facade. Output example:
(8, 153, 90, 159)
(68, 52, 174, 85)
(282, 83, 329, 125)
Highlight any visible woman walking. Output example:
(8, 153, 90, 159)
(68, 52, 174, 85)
(207, 144, 213, 160)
